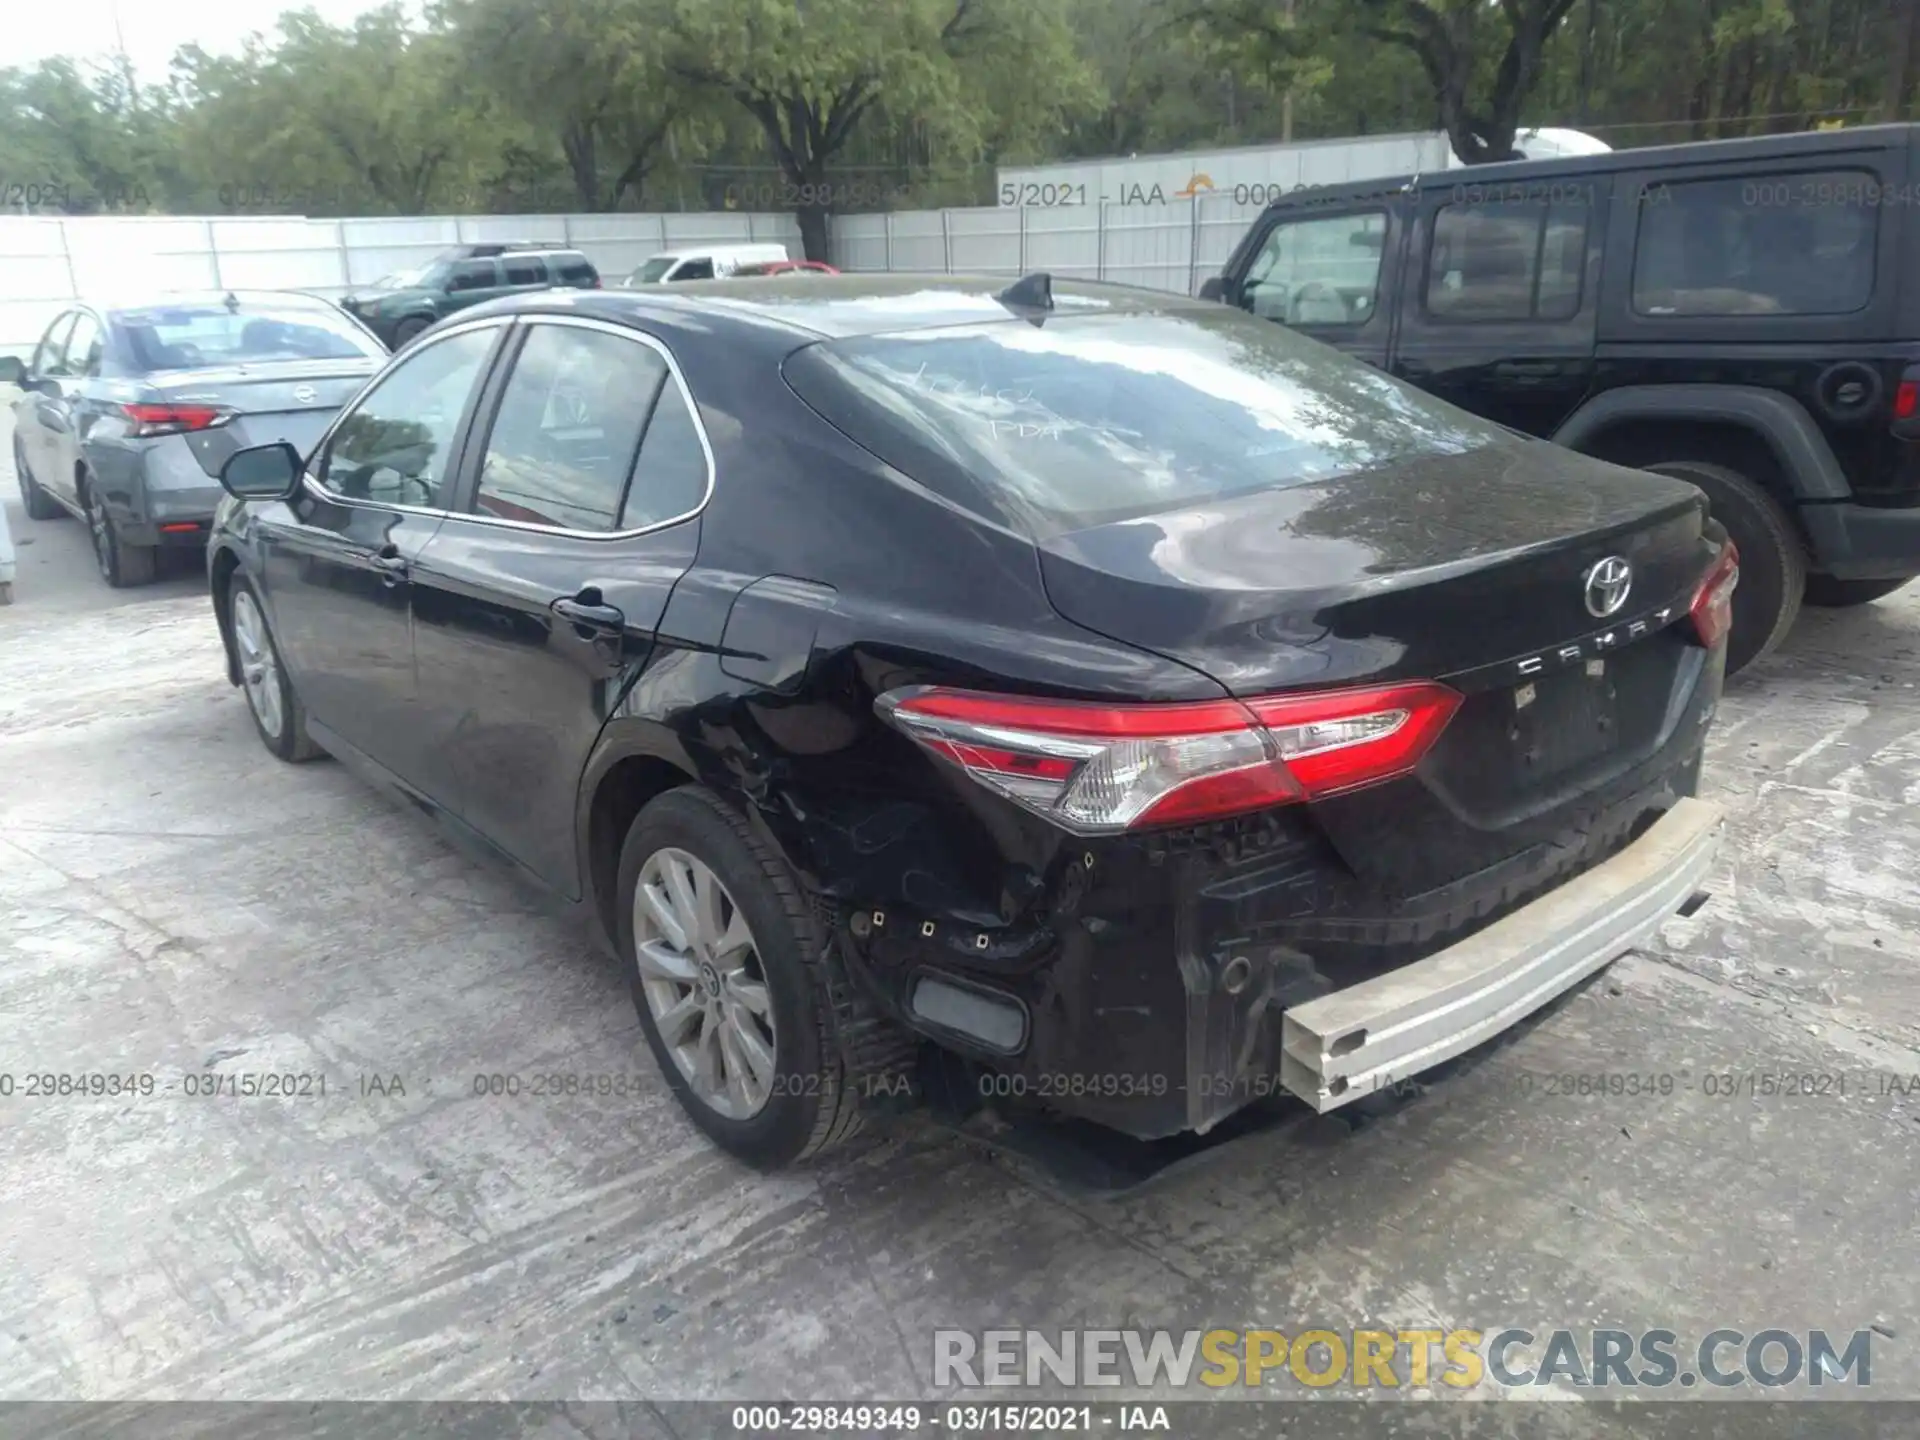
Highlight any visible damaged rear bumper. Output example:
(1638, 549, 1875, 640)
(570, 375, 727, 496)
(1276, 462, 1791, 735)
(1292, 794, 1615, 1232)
(1279, 796, 1723, 1111)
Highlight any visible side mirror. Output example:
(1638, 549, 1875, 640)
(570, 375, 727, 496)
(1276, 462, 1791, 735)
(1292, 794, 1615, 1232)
(220, 441, 304, 502)
(0, 355, 25, 387)
(1198, 276, 1225, 303)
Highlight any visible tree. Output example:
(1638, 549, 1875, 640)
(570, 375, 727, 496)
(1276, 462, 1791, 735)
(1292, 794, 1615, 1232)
(0, 57, 181, 210)
(172, 6, 487, 215)
(671, 0, 1090, 260)
(442, 0, 709, 212)
(1350, 0, 1582, 162)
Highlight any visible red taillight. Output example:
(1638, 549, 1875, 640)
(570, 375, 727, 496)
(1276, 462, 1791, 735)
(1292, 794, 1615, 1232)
(1896, 380, 1918, 421)
(1688, 541, 1741, 649)
(121, 402, 233, 437)
(877, 681, 1461, 834)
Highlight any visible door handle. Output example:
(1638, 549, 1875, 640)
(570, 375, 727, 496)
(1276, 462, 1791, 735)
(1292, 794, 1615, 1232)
(1492, 360, 1563, 378)
(369, 546, 408, 584)
(553, 593, 625, 632)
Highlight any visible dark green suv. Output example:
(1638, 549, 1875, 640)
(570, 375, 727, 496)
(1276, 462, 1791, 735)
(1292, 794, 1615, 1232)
(340, 245, 601, 349)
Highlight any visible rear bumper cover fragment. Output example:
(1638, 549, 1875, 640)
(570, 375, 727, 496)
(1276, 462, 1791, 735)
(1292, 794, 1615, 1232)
(1279, 796, 1723, 1111)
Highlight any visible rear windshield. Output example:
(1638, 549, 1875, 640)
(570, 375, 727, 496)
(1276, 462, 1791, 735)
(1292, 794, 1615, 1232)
(784, 306, 1512, 536)
(112, 303, 385, 373)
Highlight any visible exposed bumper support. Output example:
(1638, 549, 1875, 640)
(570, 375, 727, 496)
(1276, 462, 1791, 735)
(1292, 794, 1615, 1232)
(1279, 797, 1723, 1112)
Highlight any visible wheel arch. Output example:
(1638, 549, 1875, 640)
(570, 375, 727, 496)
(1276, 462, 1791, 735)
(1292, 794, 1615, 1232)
(1552, 385, 1850, 503)
(576, 726, 705, 953)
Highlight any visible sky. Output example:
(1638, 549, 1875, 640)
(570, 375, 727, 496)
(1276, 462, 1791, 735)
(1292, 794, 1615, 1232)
(11, 0, 391, 83)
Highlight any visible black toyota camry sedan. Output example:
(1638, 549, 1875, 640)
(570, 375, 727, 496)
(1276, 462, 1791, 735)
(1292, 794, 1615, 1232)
(208, 274, 1733, 1168)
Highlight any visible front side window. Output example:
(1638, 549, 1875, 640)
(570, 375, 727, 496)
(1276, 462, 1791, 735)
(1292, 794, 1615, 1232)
(785, 306, 1509, 537)
(669, 258, 714, 282)
(1240, 212, 1387, 327)
(1633, 169, 1878, 317)
(447, 260, 498, 293)
(472, 325, 669, 531)
(1426, 198, 1589, 321)
(315, 327, 497, 508)
(628, 257, 678, 285)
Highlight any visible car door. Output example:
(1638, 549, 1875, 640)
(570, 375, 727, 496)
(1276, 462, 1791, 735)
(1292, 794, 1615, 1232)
(39, 310, 105, 505)
(1225, 203, 1402, 369)
(407, 316, 710, 893)
(17, 311, 77, 502)
(1389, 178, 1602, 437)
(251, 319, 507, 790)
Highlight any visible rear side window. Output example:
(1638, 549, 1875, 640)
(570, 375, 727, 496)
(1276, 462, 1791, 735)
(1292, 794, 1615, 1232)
(555, 256, 598, 286)
(473, 324, 666, 531)
(1426, 197, 1589, 321)
(785, 307, 1509, 537)
(1633, 169, 1877, 317)
(620, 380, 709, 529)
(1239, 212, 1387, 327)
(503, 255, 549, 286)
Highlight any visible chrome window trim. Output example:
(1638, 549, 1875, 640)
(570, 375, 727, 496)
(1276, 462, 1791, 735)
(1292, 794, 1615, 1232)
(299, 316, 514, 519)
(435, 313, 717, 542)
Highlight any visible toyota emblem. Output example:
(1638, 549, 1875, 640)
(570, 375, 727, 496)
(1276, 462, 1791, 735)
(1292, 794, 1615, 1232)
(293, 385, 317, 404)
(1582, 556, 1633, 618)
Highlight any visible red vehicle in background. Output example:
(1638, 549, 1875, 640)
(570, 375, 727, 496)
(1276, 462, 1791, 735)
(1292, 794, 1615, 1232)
(733, 260, 841, 277)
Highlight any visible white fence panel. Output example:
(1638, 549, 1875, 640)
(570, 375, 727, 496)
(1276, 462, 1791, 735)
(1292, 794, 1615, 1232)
(0, 211, 800, 353)
(4, 197, 1281, 355)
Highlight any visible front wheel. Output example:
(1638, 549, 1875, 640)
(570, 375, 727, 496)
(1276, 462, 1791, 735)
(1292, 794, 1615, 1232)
(389, 316, 430, 348)
(617, 786, 861, 1169)
(1803, 576, 1910, 608)
(228, 576, 322, 762)
(1645, 459, 1804, 676)
(13, 437, 63, 521)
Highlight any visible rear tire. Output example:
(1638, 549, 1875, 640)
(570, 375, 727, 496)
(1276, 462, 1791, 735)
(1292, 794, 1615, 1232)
(617, 786, 861, 1169)
(13, 437, 63, 521)
(228, 575, 323, 762)
(390, 316, 430, 347)
(1803, 576, 1910, 608)
(1645, 459, 1804, 676)
(84, 486, 157, 588)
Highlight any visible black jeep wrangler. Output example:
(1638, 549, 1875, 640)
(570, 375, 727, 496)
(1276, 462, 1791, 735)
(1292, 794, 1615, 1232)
(1203, 123, 1920, 673)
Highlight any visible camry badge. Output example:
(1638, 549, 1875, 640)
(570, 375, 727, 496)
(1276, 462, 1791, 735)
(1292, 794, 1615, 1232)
(1583, 555, 1633, 618)
(294, 385, 317, 404)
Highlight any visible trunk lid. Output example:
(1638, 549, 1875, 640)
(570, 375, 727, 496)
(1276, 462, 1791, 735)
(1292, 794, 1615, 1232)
(143, 361, 378, 475)
(1037, 440, 1710, 694)
(1039, 440, 1722, 888)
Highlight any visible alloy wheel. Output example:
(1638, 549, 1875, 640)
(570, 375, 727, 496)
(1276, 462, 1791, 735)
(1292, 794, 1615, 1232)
(230, 589, 286, 740)
(632, 847, 776, 1119)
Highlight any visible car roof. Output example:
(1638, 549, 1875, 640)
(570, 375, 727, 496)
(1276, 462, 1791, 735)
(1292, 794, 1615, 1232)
(1269, 121, 1920, 209)
(464, 273, 1214, 342)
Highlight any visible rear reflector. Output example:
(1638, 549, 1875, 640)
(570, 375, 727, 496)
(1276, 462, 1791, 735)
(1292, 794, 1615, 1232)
(877, 680, 1461, 835)
(158, 522, 202, 533)
(1688, 541, 1740, 649)
(1897, 380, 1918, 421)
(121, 402, 234, 437)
